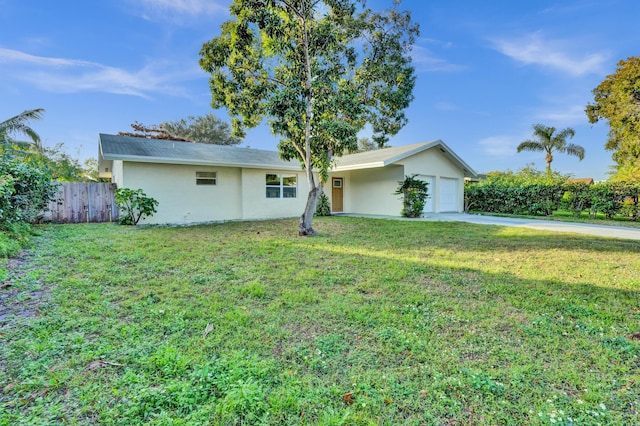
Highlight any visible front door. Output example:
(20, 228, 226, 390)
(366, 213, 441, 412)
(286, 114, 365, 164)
(331, 177, 343, 212)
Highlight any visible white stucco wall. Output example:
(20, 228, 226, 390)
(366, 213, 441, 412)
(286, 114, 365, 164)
(332, 165, 404, 216)
(328, 147, 466, 215)
(116, 162, 310, 224)
(396, 148, 465, 213)
(119, 162, 243, 224)
(111, 160, 124, 188)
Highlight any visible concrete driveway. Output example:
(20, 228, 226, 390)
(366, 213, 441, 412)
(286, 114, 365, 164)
(342, 213, 640, 241)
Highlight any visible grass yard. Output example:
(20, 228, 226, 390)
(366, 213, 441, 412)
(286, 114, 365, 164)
(474, 210, 640, 229)
(1, 217, 639, 425)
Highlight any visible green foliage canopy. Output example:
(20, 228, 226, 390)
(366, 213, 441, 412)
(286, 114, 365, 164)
(199, 0, 418, 234)
(161, 114, 242, 145)
(586, 56, 640, 166)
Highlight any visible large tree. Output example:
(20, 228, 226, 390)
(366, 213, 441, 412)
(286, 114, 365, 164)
(516, 124, 584, 176)
(199, 0, 418, 235)
(586, 56, 640, 166)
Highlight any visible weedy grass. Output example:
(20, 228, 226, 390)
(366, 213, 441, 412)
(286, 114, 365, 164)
(0, 217, 638, 425)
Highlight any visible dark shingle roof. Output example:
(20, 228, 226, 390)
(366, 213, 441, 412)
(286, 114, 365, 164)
(99, 134, 477, 177)
(99, 134, 301, 170)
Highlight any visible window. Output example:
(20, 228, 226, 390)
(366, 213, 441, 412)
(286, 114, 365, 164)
(266, 174, 297, 198)
(196, 171, 217, 185)
(332, 178, 342, 188)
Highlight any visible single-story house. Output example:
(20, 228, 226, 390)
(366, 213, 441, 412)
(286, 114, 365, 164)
(98, 134, 477, 224)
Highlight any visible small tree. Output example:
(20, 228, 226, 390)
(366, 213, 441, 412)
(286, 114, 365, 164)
(114, 188, 159, 225)
(314, 193, 331, 217)
(395, 175, 428, 218)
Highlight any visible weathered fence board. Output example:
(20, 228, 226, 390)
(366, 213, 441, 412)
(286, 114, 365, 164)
(47, 182, 119, 223)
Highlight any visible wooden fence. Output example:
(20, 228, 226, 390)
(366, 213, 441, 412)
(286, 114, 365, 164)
(47, 182, 119, 223)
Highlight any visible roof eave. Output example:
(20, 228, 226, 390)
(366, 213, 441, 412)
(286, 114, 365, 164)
(331, 161, 386, 172)
(100, 154, 303, 171)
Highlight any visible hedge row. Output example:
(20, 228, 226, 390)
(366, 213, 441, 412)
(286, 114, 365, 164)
(465, 181, 640, 220)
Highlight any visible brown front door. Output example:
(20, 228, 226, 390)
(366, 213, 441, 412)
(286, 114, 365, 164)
(332, 177, 343, 212)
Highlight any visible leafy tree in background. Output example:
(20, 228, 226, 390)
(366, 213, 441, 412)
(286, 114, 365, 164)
(516, 124, 584, 176)
(347, 137, 379, 154)
(199, 0, 418, 235)
(485, 163, 570, 185)
(118, 114, 241, 145)
(161, 114, 241, 145)
(586, 56, 640, 168)
(118, 121, 191, 141)
(608, 161, 640, 183)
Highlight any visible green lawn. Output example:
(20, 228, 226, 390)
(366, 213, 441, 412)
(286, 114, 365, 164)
(472, 209, 640, 229)
(1, 217, 639, 425)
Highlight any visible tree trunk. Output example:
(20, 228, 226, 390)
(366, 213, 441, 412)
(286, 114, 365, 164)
(298, 184, 323, 236)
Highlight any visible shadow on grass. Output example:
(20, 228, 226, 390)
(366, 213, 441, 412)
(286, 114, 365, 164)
(316, 216, 640, 255)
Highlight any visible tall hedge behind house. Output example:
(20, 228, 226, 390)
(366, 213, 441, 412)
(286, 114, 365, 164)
(466, 179, 640, 220)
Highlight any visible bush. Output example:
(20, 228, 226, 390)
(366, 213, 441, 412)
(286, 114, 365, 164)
(395, 175, 429, 218)
(560, 182, 592, 217)
(0, 154, 57, 226)
(314, 193, 331, 217)
(466, 175, 640, 221)
(114, 188, 159, 225)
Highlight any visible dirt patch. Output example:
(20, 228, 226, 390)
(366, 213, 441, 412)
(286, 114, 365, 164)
(0, 249, 49, 324)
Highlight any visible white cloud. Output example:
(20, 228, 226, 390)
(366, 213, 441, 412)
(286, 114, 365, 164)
(0, 47, 201, 98)
(435, 101, 457, 111)
(135, 0, 227, 20)
(0, 47, 95, 67)
(535, 104, 588, 125)
(491, 32, 607, 77)
(411, 45, 465, 73)
(478, 135, 520, 157)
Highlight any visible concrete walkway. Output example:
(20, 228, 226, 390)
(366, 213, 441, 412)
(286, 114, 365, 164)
(340, 213, 640, 241)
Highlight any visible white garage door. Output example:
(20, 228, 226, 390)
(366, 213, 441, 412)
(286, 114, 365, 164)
(439, 178, 459, 212)
(420, 175, 435, 214)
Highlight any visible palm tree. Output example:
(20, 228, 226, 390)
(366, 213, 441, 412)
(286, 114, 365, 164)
(0, 108, 45, 153)
(517, 123, 584, 176)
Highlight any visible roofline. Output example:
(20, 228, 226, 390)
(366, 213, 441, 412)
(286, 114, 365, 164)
(431, 140, 478, 178)
(331, 140, 478, 178)
(102, 154, 304, 171)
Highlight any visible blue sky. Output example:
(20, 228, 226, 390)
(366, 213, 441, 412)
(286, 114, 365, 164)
(1, 0, 638, 180)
